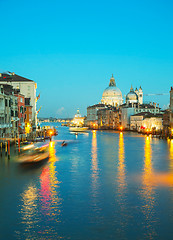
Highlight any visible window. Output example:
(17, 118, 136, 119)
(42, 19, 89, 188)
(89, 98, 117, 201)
(5, 99, 8, 107)
(20, 106, 23, 113)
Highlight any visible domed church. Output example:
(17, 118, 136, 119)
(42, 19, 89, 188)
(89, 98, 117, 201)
(101, 75, 123, 107)
(126, 85, 143, 105)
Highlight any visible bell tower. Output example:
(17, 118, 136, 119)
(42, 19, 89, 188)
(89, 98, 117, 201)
(138, 86, 143, 104)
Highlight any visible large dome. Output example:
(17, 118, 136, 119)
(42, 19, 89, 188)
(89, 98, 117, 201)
(102, 86, 122, 98)
(101, 75, 123, 106)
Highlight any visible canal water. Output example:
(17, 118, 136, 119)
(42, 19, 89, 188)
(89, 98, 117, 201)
(1, 124, 173, 240)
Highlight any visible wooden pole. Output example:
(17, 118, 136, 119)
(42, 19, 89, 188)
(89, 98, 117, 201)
(5, 142, 7, 156)
(0, 142, 2, 157)
(18, 138, 20, 153)
(8, 140, 10, 159)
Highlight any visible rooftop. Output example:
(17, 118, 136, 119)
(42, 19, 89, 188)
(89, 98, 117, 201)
(0, 72, 34, 82)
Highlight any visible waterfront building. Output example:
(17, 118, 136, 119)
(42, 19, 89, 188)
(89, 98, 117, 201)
(97, 106, 120, 129)
(24, 98, 32, 134)
(14, 89, 25, 134)
(0, 84, 18, 137)
(170, 87, 173, 128)
(85, 104, 106, 128)
(0, 72, 37, 128)
(121, 102, 161, 129)
(71, 109, 85, 126)
(130, 112, 163, 131)
(162, 109, 170, 136)
(101, 75, 123, 107)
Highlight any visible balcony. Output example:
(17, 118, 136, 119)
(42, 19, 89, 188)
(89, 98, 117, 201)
(0, 123, 12, 129)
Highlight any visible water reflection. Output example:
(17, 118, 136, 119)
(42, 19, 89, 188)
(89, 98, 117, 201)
(116, 132, 127, 237)
(18, 141, 62, 239)
(19, 184, 38, 239)
(117, 132, 126, 192)
(168, 139, 173, 171)
(141, 136, 157, 239)
(91, 130, 99, 196)
(39, 141, 61, 220)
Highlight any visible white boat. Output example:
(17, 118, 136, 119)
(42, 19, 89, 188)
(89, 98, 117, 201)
(69, 126, 89, 132)
(18, 143, 49, 164)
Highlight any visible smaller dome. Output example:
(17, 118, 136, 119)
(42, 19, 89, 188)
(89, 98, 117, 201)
(126, 85, 138, 102)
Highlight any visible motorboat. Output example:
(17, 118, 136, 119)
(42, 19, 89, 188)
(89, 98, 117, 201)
(18, 143, 49, 164)
(61, 141, 67, 147)
(69, 126, 89, 132)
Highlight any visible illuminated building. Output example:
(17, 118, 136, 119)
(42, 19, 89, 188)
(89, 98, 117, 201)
(71, 109, 85, 126)
(85, 103, 106, 128)
(97, 106, 120, 129)
(130, 112, 163, 131)
(101, 74, 123, 106)
(121, 102, 161, 129)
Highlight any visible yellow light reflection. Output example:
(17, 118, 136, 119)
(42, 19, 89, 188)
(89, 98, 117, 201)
(141, 136, 156, 239)
(169, 139, 173, 171)
(116, 132, 127, 236)
(117, 132, 126, 192)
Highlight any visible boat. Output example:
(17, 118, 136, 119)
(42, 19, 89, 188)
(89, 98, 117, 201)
(61, 141, 67, 147)
(69, 126, 89, 132)
(18, 143, 49, 164)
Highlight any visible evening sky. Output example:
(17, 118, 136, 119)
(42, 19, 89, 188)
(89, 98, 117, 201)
(0, 0, 173, 117)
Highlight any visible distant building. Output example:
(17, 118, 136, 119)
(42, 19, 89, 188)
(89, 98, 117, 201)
(130, 112, 163, 131)
(85, 104, 106, 128)
(71, 109, 85, 126)
(163, 109, 170, 136)
(85, 103, 120, 129)
(0, 72, 37, 128)
(121, 102, 161, 129)
(101, 75, 123, 107)
(170, 87, 173, 128)
(97, 106, 120, 129)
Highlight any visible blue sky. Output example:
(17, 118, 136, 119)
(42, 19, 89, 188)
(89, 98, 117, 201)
(0, 0, 173, 117)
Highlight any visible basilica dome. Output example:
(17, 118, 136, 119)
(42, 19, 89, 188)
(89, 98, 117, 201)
(126, 86, 138, 104)
(101, 75, 123, 107)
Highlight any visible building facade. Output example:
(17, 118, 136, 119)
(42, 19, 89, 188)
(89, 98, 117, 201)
(121, 102, 161, 129)
(0, 84, 19, 137)
(130, 112, 163, 131)
(0, 72, 37, 128)
(97, 107, 120, 129)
